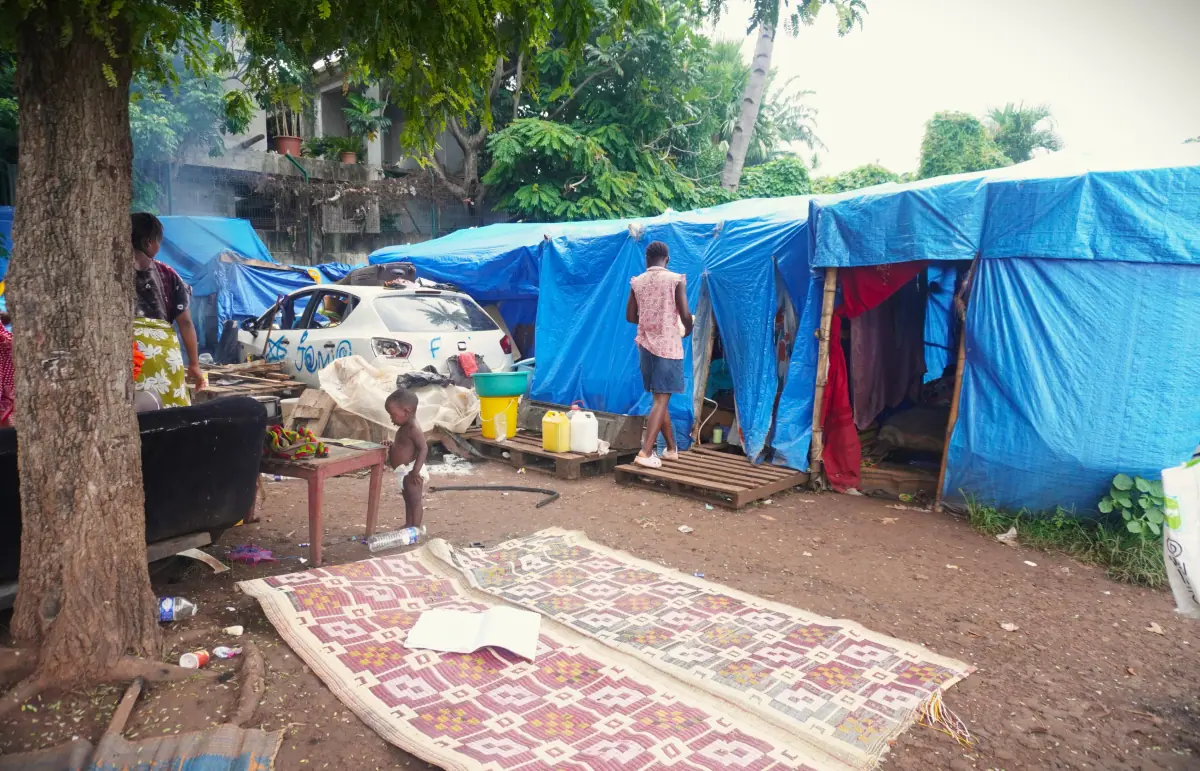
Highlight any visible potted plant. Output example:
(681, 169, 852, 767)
(342, 93, 391, 151)
(332, 136, 363, 164)
(269, 82, 308, 157)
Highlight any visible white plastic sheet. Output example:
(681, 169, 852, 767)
(1162, 458, 1200, 619)
(318, 355, 480, 435)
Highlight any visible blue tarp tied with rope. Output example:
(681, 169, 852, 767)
(803, 147, 1200, 513)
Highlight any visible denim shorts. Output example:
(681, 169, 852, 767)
(639, 346, 685, 394)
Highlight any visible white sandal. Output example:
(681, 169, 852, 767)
(660, 449, 680, 461)
(634, 453, 663, 469)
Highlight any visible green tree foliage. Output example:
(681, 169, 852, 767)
(483, 4, 825, 221)
(986, 102, 1062, 163)
(738, 156, 812, 197)
(918, 111, 1011, 180)
(811, 162, 898, 194)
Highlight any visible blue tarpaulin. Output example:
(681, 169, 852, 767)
(804, 146, 1200, 513)
(214, 260, 358, 326)
(533, 198, 810, 462)
(0, 206, 11, 313)
(159, 216, 277, 296)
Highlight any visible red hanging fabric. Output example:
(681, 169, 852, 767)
(821, 262, 928, 491)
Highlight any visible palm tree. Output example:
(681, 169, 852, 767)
(718, 72, 823, 166)
(986, 102, 1063, 163)
(718, 0, 866, 191)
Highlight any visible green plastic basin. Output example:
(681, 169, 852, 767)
(473, 371, 530, 398)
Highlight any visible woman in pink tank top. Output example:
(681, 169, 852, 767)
(626, 241, 693, 469)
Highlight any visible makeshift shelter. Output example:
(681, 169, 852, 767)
(799, 147, 1200, 514)
(369, 200, 818, 463)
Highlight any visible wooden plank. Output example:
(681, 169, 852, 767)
(688, 448, 799, 477)
(287, 389, 337, 436)
(614, 463, 747, 495)
(667, 454, 785, 484)
(146, 532, 213, 563)
(661, 457, 771, 488)
(616, 472, 738, 508)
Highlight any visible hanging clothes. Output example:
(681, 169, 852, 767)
(821, 261, 928, 492)
(850, 278, 927, 430)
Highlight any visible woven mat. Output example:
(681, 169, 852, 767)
(241, 531, 970, 770)
(432, 529, 972, 768)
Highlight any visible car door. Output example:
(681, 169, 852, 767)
(287, 289, 366, 386)
(238, 289, 317, 366)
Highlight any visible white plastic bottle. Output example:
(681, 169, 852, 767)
(367, 525, 426, 552)
(568, 405, 600, 454)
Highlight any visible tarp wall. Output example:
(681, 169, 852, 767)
(804, 147, 1200, 512)
(946, 258, 1200, 512)
(215, 260, 359, 326)
(532, 198, 810, 461)
(159, 216, 276, 296)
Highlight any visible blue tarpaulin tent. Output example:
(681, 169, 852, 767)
(370, 201, 814, 463)
(802, 147, 1200, 513)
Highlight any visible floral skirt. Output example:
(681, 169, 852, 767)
(134, 317, 190, 408)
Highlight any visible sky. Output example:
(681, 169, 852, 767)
(709, 0, 1200, 175)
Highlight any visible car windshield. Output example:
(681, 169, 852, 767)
(373, 294, 499, 333)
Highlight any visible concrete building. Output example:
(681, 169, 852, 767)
(164, 64, 484, 265)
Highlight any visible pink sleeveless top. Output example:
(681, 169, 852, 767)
(631, 267, 685, 360)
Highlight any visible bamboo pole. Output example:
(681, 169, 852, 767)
(934, 260, 978, 512)
(808, 267, 838, 484)
(933, 332, 967, 512)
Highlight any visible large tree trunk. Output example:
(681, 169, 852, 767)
(720, 23, 776, 190)
(9, 17, 159, 686)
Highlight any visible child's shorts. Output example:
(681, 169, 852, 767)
(639, 346, 685, 394)
(394, 463, 431, 491)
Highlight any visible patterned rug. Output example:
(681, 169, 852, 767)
(431, 529, 972, 769)
(242, 549, 859, 770)
(241, 532, 970, 770)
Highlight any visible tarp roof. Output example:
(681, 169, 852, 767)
(809, 144, 1200, 268)
(159, 216, 277, 296)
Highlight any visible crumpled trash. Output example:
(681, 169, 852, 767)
(999, 622, 1019, 632)
(678, 525, 694, 534)
(996, 527, 1019, 547)
(229, 545, 276, 565)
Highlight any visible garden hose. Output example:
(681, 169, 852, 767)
(429, 484, 560, 508)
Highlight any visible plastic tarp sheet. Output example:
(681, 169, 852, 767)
(924, 265, 958, 383)
(215, 260, 359, 326)
(945, 258, 1200, 513)
(368, 223, 549, 303)
(0, 206, 10, 313)
(532, 197, 809, 461)
(809, 145, 1200, 270)
(158, 216, 276, 296)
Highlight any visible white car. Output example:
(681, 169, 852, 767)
(238, 284, 515, 386)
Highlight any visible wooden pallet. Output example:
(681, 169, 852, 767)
(463, 431, 637, 480)
(614, 447, 809, 509)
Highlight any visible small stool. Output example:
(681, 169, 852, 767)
(259, 444, 388, 567)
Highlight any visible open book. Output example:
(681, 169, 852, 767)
(404, 607, 541, 661)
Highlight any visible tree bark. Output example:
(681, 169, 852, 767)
(9, 16, 160, 686)
(720, 23, 776, 190)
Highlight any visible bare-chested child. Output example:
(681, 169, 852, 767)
(385, 388, 428, 532)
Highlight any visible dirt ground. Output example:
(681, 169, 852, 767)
(2, 457, 1199, 770)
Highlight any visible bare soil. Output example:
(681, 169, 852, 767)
(2, 459, 1198, 770)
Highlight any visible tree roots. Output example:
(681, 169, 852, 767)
(0, 641, 266, 731)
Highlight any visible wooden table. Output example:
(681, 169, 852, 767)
(260, 443, 388, 567)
